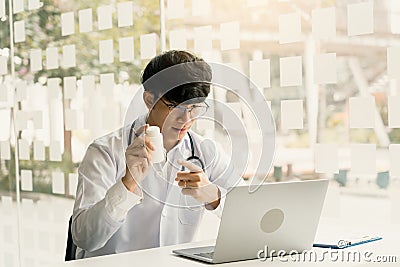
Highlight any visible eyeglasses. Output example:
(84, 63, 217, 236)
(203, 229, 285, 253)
(160, 98, 209, 118)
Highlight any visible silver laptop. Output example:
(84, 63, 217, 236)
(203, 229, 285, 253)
(173, 179, 329, 264)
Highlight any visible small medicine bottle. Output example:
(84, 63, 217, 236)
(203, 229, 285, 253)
(145, 126, 165, 163)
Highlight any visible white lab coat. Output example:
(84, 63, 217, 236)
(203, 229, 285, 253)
(72, 114, 241, 259)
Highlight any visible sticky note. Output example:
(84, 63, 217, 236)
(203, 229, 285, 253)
(81, 75, 95, 98)
(30, 49, 42, 72)
(47, 77, 61, 99)
(167, 0, 184, 19)
(169, 29, 187, 50)
(0, 140, 11, 160)
(194, 25, 212, 53)
(33, 140, 45, 161)
(0, 56, 7, 75)
(314, 53, 337, 84)
(347, 2, 373, 36)
(15, 111, 28, 130)
(117, 1, 133, 28)
(220, 21, 240, 50)
(279, 13, 302, 44)
(65, 109, 78, 130)
(312, 7, 336, 39)
(21, 170, 33, 191)
(100, 73, 114, 96)
(315, 144, 339, 174)
(387, 47, 400, 79)
(98, 5, 113, 30)
(79, 8, 93, 33)
(14, 20, 26, 43)
(280, 56, 302, 87)
(13, 0, 23, 13)
(223, 102, 242, 131)
(52, 172, 65, 194)
(249, 59, 270, 89)
(62, 44, 76, 68)
(350, 144, 376, 175)
(119, 37, 134, 62)
(140, 33, 157, 60)
(63, 76, 76, 99)
(49, 141, 62, 161)
(69, 173, 78, 196)
(99, 39, 114, 64)
(33, 111, 43, 129)
(61, 12, 75, 36)
(349, 96, 375, 128)
(0, 0, 5, 17)
(388, 95, 400, 128)
(281, 99, 304, 130)
(16, 81, 27, 101)
(389, 144, 400, 177)
(192, 0, 210, 16)
(46, 47, 59, 70)
(28, 0, 40, 10)
(18, 139, 30, 160)
(0, 83, 7, 102)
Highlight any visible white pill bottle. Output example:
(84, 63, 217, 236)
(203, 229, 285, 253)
(145, 126, 165, 163)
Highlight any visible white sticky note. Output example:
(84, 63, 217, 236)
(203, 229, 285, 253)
(281, 99, 303, 130)
(13, 0, 23, 13)
(33, 111, 43, 129)
(223, 102, 242, 131)
(315, 144, 339, 174)
(33, 140, 45, 161)
(194, 25, 212, 53)
(52, 172, 65, 194)
(21, 170, 33, 191)
(98, 5, 113, 30)
(61, 12, 75, 36)
(15, 111, 28, 130)
(81, 75, 95, 98)
(220, 21, 240, 50)
(387, 47, 400, 79)
(117, 1, 133, 27)
(314, 53, 337, 84)
(100, 73, 114, 96)
(0, 140, 11, 160)
(279, 13, 302, 44)
(388, 95, 400, 128)
(47, 77, 61, 99)
(14, 20, 26, 43)
(140, 33, 157, 60)
(0, 0, 5, 17)
(30, 49, 42, 72)
(347, 2, 374, 36)
(65, 109, 78, 130)
(99, 39, 114, 64)
(192, 0, 210, 16)
(389, 144, 400, 177)
(0, 56, 7, 75)
(169, 29, 187, 50)
(16, 81, 27, 101)
(280, 56, 303, 87)
(0, 83, 7, 102)
(119, 37, 134, 62)
(312, 7, 336, 39)
(62, 44, 76, 68)
(350, 144, 376, 175)
(28, 0, 40, 10)
(349, 96, 375, 128)
(69, 173, 78, 196)
(63, 76, 77, 99)
(167, 0, 184, 19)
(46, 47, 59, 70)
(49, 141, 62, 161)
(249, 59, 270, 89)
(18, 139, 30, 160)
(79, 8, 93, 33)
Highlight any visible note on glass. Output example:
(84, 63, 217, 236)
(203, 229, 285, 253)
(49, 141, 62, 161)
(223, 102, 242, 131)
(0, 0, 5, 17)
(69, 173, 78, 196)
(99, 39, 114, 64)
(33, 140, 45, 161)
(79, 8, 93, 33)
(16, 81, 27, 101)
(194, 25, 212, 53)
(13, 0, 23, 13)
(21, 170, 33, 191)
(0, 56, 7, 75)
(350, 144, 376, 175)
(140, 33, 157, 60)
(61, 12, 75, 36)
(388, 95, 400, 128)
(314, 53, 337, 84)
(389, 144, 400, 177)
(315, 144, 339, 174)
(167, 0, 184, 19)
(64, 76, 77, 99)
(119, 37, 134, 62)
(52, 172, 65, 195)
(249, 59, 270, 89)
(18, 139, 30, 160)
(14, 20, 26, 43)
(81, 75, 95, 98)
(169, 29, 187, 50)
(15, 110, 28, 131)
(0, 140, 11, 160)
(280, 56, 302, 87)
(28, 0, 40, 11)
(98, 5, 113, 30)
(220, 21, 240, 50)
(117, 1, 133, 27)
(62, 45, 76, 68)
(281, 99, 304, 130)
(312, 7, 336, 39)
(65, 109, 78, 131)
(192, 0, 210, 16)
(33, 111, 43, 129)
(46, 47, 59, 70)
(387, 47, 400, 79)
(47, 77, 61, 99)
(347, 2, 373, 36)
(349, 96, 375, 128)
(30, 49, 42, 72)
(279, 12, 302, 44)
(100, 73, 114, 96)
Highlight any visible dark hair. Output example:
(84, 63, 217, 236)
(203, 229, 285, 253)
(141, 50, 212, 104)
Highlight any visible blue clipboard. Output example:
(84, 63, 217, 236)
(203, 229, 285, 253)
(313, 236, 382, 249)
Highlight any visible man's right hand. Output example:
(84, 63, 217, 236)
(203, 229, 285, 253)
(122, 124, 155, 193)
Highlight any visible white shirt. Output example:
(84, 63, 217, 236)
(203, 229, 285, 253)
(72, 114, 242, 259)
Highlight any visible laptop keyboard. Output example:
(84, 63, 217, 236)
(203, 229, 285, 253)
(195, 251, 214, 259)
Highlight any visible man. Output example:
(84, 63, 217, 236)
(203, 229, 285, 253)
(72, 50, 241, 259)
